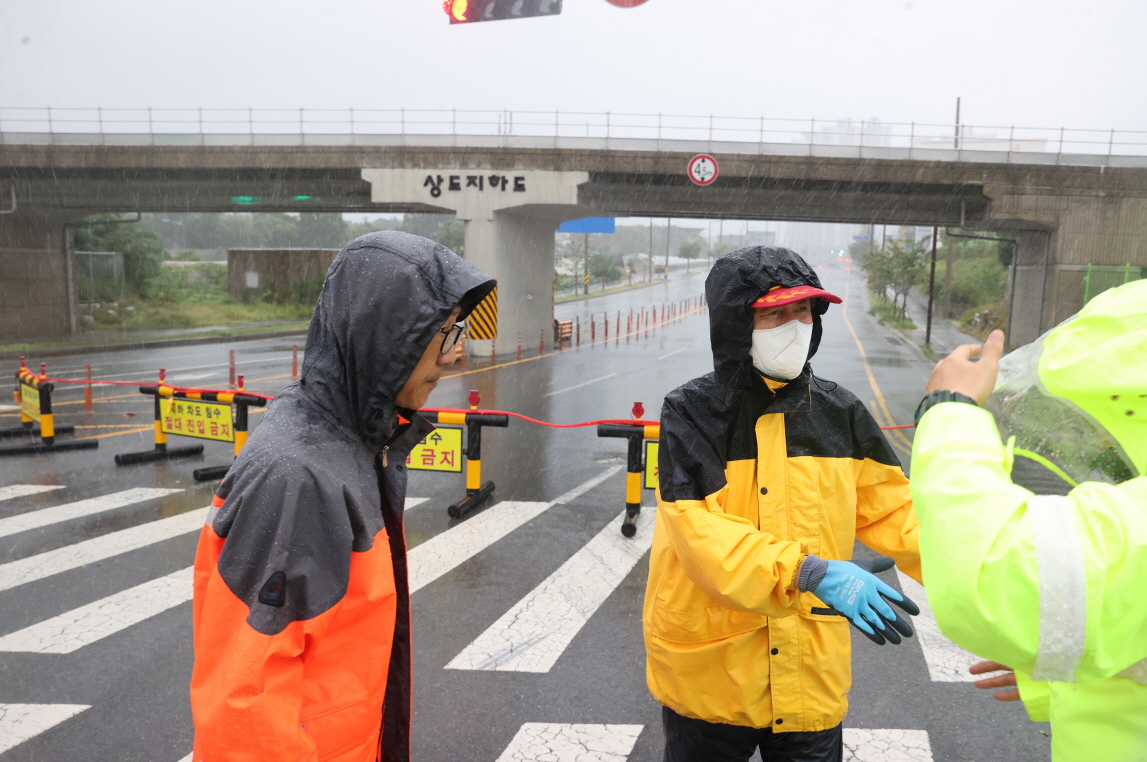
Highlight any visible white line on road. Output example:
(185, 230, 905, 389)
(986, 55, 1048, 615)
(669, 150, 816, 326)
(409, 501, 553, 594)
(409, 468, 622, 593)
(0, 704, 90, 755)
(446, 507, 654, 673)
(897, 571, 983, 682)
(404, 497, 428, 511)
(657, 347, 687, 360)
(552, 466, 623, 505)
(843, 729, 933, 761)
(0, 567, 193, 654)
(176, 755, 193, 762)
(0, 488, 183, 539)
(495, 723, 643, 762)
(0, 507, 207, 594)
(0, 485, 64, 503)
(543, 373, 618, 397)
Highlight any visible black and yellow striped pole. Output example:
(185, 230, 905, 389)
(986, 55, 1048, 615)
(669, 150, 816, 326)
(596, 410, 660, 537)
(420, 403, 509, 519)
(0, 364, 95, 456)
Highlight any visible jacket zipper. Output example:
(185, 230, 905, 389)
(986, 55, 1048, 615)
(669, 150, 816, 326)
(381, 446, 389, 468)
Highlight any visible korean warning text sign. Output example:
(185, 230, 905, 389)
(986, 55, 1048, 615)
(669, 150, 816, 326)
(406, 427, 463, 473)
(19, 382, 41, 423)
(644, 441, 659, 489)
(160, 398, 234, 442)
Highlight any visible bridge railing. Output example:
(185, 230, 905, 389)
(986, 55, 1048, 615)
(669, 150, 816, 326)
(2, 107, 1146, 167)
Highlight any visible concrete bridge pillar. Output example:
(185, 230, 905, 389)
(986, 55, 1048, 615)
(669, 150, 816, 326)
(0, 212, 76, 341)
(362, 168, 590, 357)
(989, 189, 1147, 347)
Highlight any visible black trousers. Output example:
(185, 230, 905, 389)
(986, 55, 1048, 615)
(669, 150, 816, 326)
(662, 706, 843, 762)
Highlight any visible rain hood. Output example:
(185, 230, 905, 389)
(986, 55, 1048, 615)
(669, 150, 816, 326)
(299, 230, 496, 449)
(706, 246, 831, 388)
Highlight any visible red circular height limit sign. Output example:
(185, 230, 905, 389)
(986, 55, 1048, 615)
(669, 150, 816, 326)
(688, 154, 719, 186)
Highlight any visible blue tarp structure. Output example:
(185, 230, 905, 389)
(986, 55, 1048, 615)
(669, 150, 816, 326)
(558, 217, 615, 234)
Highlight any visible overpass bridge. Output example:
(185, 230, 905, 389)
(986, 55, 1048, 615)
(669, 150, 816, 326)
(3, 107, 1147, 349)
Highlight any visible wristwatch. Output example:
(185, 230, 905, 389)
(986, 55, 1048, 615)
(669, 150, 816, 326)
(913, 390, 977, 425)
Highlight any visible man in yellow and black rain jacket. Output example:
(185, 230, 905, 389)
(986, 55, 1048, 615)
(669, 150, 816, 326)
(644, 246, 923, 762)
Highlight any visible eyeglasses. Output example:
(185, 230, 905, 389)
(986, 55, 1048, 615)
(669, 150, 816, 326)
(437, 323, 465, 355)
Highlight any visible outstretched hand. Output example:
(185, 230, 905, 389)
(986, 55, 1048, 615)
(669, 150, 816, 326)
(970, 660, 1021, 702)
(925, 330, 1006, 404)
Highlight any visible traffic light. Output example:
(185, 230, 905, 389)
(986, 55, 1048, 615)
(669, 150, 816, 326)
(444, 0, 562, 24)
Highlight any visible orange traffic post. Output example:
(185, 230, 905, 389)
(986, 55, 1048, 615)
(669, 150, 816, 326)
(228, 349, 236, 390)
(490, 339, 496, 365)
(291, 345, 298, 380)
(83, 364, 93, 412)
(517, 332, 522, 360)
(539, 329, 545, 356)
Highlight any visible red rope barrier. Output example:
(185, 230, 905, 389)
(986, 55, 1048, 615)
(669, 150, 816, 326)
(26, 376, 913, 432)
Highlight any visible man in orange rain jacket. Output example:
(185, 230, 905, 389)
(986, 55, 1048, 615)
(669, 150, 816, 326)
(190, 231, 495, 762)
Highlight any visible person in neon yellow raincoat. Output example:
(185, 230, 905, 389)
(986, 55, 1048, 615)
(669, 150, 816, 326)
(910, 279, 1147, 761)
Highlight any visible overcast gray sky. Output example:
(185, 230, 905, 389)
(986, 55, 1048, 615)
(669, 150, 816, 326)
(2, 0, 1145, 133)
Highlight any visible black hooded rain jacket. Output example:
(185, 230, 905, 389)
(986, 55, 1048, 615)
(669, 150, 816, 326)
(642, 247, 922, 732)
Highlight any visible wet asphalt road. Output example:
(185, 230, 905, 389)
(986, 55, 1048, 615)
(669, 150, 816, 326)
(0, 268, 1051, 761)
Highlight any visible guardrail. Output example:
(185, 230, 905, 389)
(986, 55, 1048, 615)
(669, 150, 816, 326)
(2, 107, 1146, 167)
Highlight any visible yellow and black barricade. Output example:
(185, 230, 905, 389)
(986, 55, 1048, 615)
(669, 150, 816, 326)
(0, 366, 97, 456)
(596, 421, 660, 537)
(116, 376, 267, 481)
(467, 287, 498, 340)
(416, 408, 509, 519)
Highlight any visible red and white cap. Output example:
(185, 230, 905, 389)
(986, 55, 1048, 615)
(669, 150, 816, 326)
(750, 284, 842, 309)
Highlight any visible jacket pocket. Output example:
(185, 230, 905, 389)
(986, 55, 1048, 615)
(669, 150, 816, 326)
(651, 556, 768, 644)
(301, 697, 381, 761)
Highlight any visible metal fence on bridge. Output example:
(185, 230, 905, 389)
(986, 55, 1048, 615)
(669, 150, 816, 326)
(2, 107, 1146, 169)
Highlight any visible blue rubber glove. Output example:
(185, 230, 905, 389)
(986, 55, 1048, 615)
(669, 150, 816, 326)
(810, 557, 919, 646)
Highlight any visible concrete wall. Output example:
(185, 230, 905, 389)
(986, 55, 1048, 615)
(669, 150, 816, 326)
(0, 215, 72, 341)
(227, 248, 337, 300)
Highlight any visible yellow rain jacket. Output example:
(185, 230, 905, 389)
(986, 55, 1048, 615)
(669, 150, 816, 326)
(644, 246, 922, 732)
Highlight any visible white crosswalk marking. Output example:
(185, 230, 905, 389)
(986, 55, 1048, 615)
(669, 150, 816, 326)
(446, 507, 654, 673)
(0, 567, 193, 654)
(0, 485, 64, 503)
(897, 571, 983, 682)
(176, 754, 193, 762)
(404, 497, 427, 510)
(0, 703, 90, 754)
(843, 729, 933, 761)
(495, 723, 643, 762)
(409, 501, 552, 593)
(0, 507, 207, 594)
(409, 467, 622, 594)
(0, 487, 183, 539)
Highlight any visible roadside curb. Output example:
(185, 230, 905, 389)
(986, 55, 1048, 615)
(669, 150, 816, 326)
(0, 327, 309, 362)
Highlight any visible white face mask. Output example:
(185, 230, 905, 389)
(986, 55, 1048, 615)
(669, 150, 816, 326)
(750, 320, 813, 380)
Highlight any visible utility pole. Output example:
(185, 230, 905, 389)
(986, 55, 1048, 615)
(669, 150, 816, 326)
(583, 232, 590, 295)
(942, 229, 955, 319)
(648, 218, 653, 282)
(925, 227, 938, 346)
(954, 97, 961, 150)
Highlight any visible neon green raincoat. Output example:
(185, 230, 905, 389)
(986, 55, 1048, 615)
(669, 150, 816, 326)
(912, 280, 1147, 761)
